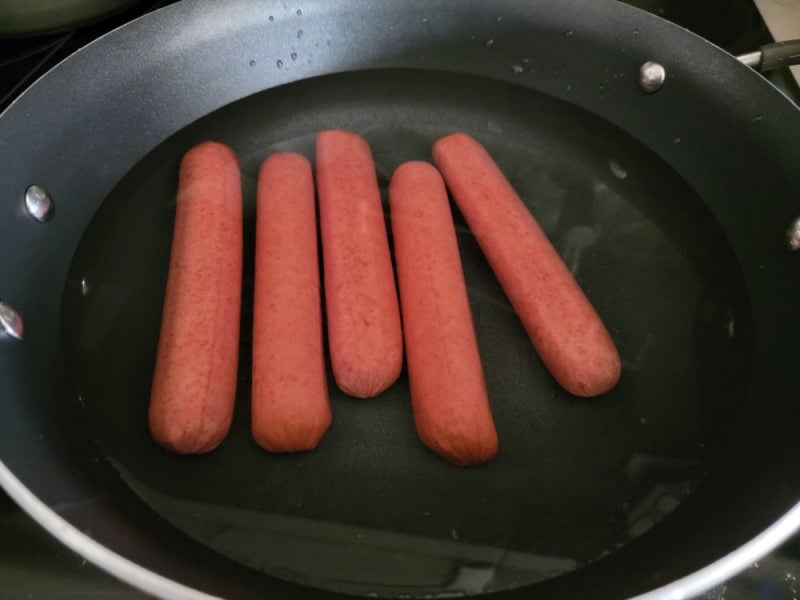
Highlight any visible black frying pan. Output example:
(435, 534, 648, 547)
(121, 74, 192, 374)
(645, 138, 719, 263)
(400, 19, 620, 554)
(1, 1, 800, 598)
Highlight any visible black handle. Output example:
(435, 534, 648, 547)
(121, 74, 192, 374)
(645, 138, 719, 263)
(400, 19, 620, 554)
(739, 40, 800, 73)
(761, 40, 800, 72)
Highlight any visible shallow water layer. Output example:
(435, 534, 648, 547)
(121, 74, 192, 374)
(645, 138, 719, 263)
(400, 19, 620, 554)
(61, 69, 752, 597)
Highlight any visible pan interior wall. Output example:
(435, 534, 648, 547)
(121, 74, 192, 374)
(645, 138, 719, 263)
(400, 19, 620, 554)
(60, 69, 752, 597)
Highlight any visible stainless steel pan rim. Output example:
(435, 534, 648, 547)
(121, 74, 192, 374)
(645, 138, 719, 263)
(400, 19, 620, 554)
(634, 501, 800, 599)
(4, 457, 800, 599)
(0, 461, 214, 600)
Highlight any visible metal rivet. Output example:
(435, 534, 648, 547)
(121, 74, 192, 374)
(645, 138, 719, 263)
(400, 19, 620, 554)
(0, 302, 24, 340)
(787, 218, 800, 251)
(638, 61, 666, 93)
(24, 185, 54, 222)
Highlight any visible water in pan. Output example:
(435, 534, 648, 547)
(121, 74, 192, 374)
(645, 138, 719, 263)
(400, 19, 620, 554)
(60, 69, 752, 597)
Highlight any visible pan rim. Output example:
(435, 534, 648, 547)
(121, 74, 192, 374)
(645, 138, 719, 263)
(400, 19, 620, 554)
(4, 453, 800, 599)
(633, 500, 800, 599)
(0, 460, 213, 600)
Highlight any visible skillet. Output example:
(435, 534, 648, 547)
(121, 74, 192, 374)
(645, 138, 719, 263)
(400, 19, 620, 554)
(1, 0, 800, 598)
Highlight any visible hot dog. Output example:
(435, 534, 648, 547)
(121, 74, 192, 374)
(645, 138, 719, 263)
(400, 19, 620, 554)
(390, 161, 498, 465)
(432, 133, 621, 397)
(251, 153, 331, 452)
(149, 141, 243, 453)
(316, 130, 403, 398)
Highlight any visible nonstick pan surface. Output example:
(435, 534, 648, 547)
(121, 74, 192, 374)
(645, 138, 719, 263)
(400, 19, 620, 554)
(1, 1, 800, 598)
(61, 67, 747, 595)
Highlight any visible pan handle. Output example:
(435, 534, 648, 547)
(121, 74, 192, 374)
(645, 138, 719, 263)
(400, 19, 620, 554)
(737, 40, 800, 73)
